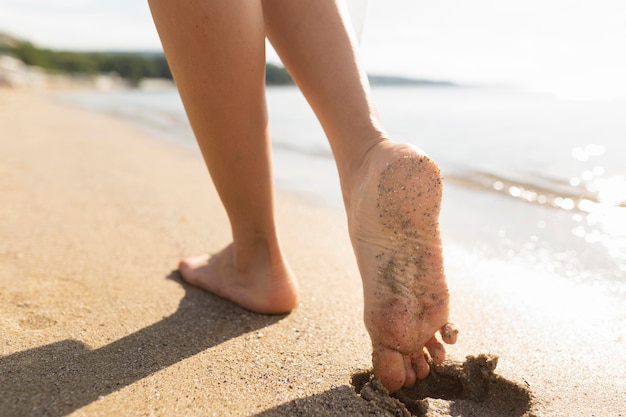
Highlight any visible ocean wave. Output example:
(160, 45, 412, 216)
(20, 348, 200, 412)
(445, 169, 626, 211)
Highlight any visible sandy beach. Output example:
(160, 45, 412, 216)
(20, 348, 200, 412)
(1, 89, 624, 416)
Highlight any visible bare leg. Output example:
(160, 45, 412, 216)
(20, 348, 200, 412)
(148, 0, 298, 314)
(263, 0, 457, 392)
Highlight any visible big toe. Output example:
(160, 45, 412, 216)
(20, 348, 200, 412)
(178, 254, 207, 270)
(178, 254, 210, 285)
(372, 346, 407, 393)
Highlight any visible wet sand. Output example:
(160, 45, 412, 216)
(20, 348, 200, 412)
(1, 89, 624, 416)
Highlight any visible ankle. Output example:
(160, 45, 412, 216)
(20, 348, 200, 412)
(232, 236, 285, 275)
(337, 136, 389, 203)
(232, 238, 268, 272)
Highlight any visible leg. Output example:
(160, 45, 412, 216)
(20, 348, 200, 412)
(262, 0, 457, 392)
(148, 0, 298, 314)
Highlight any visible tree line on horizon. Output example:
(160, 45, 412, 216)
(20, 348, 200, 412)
(1, 37, 294, 86)
(1, 34, 453, 88)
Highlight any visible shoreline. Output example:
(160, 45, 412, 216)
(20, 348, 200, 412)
(1, 88, 624, 416)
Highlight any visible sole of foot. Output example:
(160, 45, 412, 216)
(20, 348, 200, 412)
(345, 141, 458, 393)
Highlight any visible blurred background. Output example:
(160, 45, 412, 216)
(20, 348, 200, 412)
(1, 0, 626, 98)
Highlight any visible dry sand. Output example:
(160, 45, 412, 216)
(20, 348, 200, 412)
(1, 89, 624, 416)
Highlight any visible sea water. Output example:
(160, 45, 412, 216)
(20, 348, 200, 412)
(57, 86, 626, 288)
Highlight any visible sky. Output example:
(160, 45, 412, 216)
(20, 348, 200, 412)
(1, 0, 625, 99)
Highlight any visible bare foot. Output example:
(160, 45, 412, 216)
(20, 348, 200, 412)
(178, 243, 299, 314)
(345, 141, 458, 393)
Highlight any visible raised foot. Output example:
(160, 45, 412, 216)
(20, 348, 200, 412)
(178, 244, 299, 315)
(346, 141, 458, 393)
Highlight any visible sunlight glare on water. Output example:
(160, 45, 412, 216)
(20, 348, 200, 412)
(568, 143, 626, 275)
(570, 144, 605, 162)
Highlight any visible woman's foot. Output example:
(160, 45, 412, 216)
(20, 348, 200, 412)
(344, 140, 458, 393)
(178, 242, 299, 315)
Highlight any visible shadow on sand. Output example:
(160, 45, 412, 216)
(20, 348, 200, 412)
(253, 385, 384, 417)
(0, 271, 285, 417)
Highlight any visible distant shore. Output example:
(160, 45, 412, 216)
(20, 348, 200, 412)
(0, 53, 174, 90)
(1, 32, 459, 90)
(0, 51, 458, 92)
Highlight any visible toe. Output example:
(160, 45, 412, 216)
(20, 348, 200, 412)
(178, 254, 208, 276)
(425, 336, 446, 364)
(440, 323, 459, 344)
(372, 346, 406, 393)
(403, 355, 417, 387)
(178, 258, 192, 273)
(410, 350, 430, 380)
(177, 258, 196, 283)
(179, 254, 206, 267)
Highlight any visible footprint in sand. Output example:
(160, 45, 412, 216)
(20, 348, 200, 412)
(19, 313, 57, 330)
(352, 354, 536, 417)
